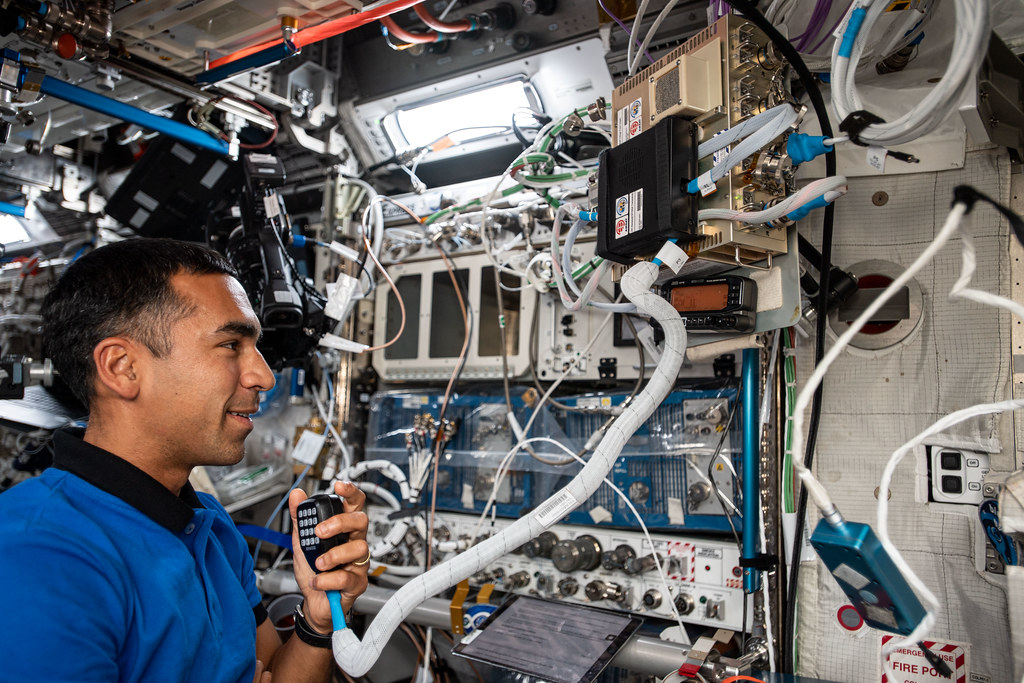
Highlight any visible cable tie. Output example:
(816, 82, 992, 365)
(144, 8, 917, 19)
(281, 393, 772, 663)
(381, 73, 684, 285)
(837, 110, 885, 147)
(738, 554, 777, 571)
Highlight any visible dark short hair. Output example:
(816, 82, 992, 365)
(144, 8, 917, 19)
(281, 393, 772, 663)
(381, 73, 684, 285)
(42, 238, 237, 409)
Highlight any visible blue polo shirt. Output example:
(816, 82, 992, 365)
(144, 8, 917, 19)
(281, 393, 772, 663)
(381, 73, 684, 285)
(0, 430, 268, 682)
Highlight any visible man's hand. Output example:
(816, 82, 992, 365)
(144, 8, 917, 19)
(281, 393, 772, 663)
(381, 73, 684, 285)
(253, 659, 271, 683)
(288, 481, 369, 634)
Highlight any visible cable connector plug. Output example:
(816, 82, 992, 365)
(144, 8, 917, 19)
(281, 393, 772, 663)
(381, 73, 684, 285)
(885, 150, 919, 164)
(919, 643, 953, 678)
(318, 333, 368, 354)
(787, 133, 833, 165)
(786, 195, 831, 222)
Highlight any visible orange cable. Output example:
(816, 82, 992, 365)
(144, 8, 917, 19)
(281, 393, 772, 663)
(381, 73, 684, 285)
(424, 244, 469, 570)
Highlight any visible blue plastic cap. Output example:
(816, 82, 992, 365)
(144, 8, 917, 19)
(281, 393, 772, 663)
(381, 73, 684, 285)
(786, 195, 831, 222)
(838, 7, 867, 59)
(3, 48, 20, 61)
(686, 178, 700, 194)
(291, 234, 308, 248)
(787, 133, 833, 166)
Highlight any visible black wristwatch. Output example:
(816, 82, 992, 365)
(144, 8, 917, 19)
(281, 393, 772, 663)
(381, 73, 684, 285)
(293, 602, 333, 649)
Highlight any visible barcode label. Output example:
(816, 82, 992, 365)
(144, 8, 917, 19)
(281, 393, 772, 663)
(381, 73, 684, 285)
(534, 490, 578, 528)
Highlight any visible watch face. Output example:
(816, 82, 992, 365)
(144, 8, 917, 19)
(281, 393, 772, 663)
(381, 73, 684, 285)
(670, 283, 729, 312)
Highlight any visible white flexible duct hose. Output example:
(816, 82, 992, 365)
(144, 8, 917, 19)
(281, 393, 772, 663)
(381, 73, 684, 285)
(350, 481, 413, 559)
(332, 260, 687, 676)
(337, 460, 412, 501)
(338, 462, 414, 559)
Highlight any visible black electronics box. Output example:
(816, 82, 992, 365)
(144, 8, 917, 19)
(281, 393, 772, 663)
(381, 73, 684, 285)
(105, 135, 241, 241)
(596, 116, 700, 264)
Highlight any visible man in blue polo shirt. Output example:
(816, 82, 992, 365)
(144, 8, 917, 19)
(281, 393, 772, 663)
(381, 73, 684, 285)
(0, 238, 369, 682)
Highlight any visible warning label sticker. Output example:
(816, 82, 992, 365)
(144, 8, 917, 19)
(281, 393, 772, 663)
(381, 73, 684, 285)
(881, 637, 969, 683)
(617, 99, 643, 144)
(613, 189, 643, 239)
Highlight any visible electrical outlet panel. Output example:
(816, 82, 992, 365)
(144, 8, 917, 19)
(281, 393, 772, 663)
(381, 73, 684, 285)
(929, 447, 990, 505)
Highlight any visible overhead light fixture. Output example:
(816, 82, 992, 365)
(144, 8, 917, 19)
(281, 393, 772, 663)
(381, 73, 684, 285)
(388, 78, 539, 151)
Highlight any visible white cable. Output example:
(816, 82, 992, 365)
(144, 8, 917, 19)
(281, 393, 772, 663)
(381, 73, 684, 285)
(877, 399, 1024, 680)
(875, 201, 1024, 673)
(558, 211, 636, 313)
(413, 516, 470, 554)
(353, 482, 414, 559)
(697, 106, 799, 188)
(336, 460, 412, 502)
(521, 435, 690, 636)
(351, 179, 385, 280)
(785, 194, 1021, 674)
(790, 200, 969, 520)
(356, 481, 401, 512)
(686, 456, 740, 516)
(338, 464, 414, 559)
(312, 382, 353, 470)
(830, 0, 989, 147)
(332, 260, 687, 676)
(628, 0, 683, 75)
(697, 104, 795, 160)
(949, 229, 1024, 321)
(757, 498, 778, 672)
(626, 0, 653, 76)
(366, 561, 424, 577)
(469, 308, 620, 542)
(698, 177, 848, 224)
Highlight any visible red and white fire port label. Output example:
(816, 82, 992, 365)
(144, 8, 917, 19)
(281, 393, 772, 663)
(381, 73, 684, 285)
(880, 637, 969, 683)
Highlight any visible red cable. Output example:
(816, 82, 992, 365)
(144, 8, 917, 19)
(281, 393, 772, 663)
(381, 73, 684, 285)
(413, 3, 472, 32)
(208, 0, 423, 70)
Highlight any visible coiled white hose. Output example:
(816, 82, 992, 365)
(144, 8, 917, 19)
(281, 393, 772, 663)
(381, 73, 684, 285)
(331, 260, 687, 676)
(830, 0, 989, 147)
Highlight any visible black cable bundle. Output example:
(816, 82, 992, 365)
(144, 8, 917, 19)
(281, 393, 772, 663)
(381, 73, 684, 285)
(718, 0, 839, 672)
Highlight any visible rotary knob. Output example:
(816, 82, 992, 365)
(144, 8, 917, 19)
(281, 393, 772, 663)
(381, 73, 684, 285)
(523, 531, 558, 558)
(551, 535, 602, 572)
(601, 544, 636, 570)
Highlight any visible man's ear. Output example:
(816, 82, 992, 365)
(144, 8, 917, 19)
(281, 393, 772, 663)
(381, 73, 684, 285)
(92, 337, 141, 401)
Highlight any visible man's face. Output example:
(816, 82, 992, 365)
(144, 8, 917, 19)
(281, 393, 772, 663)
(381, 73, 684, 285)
(139, 272, 276, 470)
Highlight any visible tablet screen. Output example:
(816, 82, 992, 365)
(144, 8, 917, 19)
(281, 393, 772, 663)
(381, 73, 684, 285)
(452, 595, 643, 683)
